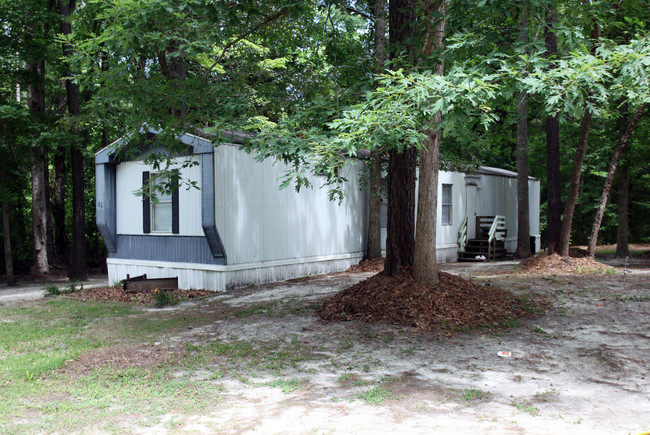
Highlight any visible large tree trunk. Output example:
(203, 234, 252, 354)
(1, 168, 16, 286)
(384, 0, 417, 276)
(413, 0, 446, 286)
(28, 60, 49, 276)
(59, 0, 87, 280)
(558, 22, 601, 257)
(586, 102, 646, 257)
(515, 2, 531, 259)
(544, 7, 561, 253)
(367, 0, 387, 260)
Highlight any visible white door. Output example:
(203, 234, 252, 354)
(466, 184, 478, 239)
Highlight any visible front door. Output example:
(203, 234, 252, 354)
(466, 184, 478, 239)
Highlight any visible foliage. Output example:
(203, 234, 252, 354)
(152, 288, 178, 308)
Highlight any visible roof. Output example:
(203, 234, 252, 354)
(475, 166, 537, 180)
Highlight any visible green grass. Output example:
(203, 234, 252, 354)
(0, 299, 139, 382)
(511, 401, 540, 416)
(359, 386, 392, 405)
(182, 335, 320, 374)
(232, 299, 319, 318)
(462, 389, 489, 403)
(267, 378, 306, 394)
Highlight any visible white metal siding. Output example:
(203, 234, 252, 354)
(115, 157, 203, 236)
(213, 145, 368, 265)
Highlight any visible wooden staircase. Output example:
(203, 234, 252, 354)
(458, 215, 506, 261)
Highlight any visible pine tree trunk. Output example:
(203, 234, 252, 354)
(367, 0, 387, 260)
(413, 0, 446, 286)
(544, 7, 561, 253)
(1, 171, 16, 286)
(59, 0, 87, 280)
(28, 60, 49, 276)
(384, 0, 416, 276)
(586, 102, 646, 257)
(31, 151, 49, 276)
(367, 153, 383, 259)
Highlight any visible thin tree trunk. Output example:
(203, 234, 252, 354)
(586, 102, 646, 257)
(1, 170, 16, 286)
(28, 60, 49, 276)
(558, 22, 600, 257)
(59, 0, 87, 280)
(515, 2, 531, 259)
(413, 0, 446, 286)
(52, 146, 67, 259)
(616, 102, 630, 259)
(544, 6, 561, 253)
(44, 151, 54, 264)
(367, 0, 387, 260)
(616, 165, 629, 258)
(384, 0, 417, 276)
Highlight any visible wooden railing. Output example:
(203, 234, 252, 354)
(457, 215, 468, 253)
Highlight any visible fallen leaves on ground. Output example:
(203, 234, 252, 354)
(346, 258, 385, 273)
(319, 268, 536, 332)
(519, 252, 612, 275)
(66, 287, 212, 304)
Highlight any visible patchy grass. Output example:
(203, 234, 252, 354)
(511, 401, 540, 416)
(267, 378, 307, 394)
(462, 389, 489, 403)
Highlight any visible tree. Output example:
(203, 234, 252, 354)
(366, 0, 386, 261)
(412, 0, 446, 286)
(544, 3, 561, 253)
(515, 1, 531, 259)
(586, 102, 647, 257)
(383, 0, 417, 276)
(59, 0, 87, 280)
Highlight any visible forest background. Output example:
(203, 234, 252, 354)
(0, 0, 649, 284)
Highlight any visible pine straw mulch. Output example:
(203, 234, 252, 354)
(346, 258, 386, 273)
(319, 268, 537, 332)
(518, 252, 613, 275)
(65, 286, 212, 304)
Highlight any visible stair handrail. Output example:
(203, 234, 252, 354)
(457, 215, 468, 253)
(487, 215, 506, 243)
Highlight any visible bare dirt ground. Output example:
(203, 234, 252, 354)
(3, 249, 649, 434)
(63, 254, 649, 434)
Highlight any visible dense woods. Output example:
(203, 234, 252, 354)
(1, 0, 649, 283)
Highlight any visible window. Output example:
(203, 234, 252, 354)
(151, 175, 173, 232)
(441, 184, 452, 225)
(143, 171, 179, 234)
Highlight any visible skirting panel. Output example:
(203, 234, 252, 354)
(107, 253, 365, 292)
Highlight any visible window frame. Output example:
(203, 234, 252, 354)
(150, 173, 173, 233)
(441, 183, 452, 226)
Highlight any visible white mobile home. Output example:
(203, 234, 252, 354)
(96, 130, 369, 291)
(96, 129, 540, 291)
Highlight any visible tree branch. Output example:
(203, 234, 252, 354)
(206, 6, 296, 75)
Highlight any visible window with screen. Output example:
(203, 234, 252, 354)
(442, 184, 452, 225)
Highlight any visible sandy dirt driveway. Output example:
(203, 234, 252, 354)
(127, 259, 650, 435)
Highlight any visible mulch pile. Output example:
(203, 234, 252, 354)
(319, 268, 534, 332)
(346, 258, 385, 273)
(519, 252, 611, 275)
(66, 287, 212, 304)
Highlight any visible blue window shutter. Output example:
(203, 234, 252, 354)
(142, 171, 151, 233)
(172, 170, 179, 234)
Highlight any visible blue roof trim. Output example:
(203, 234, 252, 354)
(95, 127, 227, 262)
